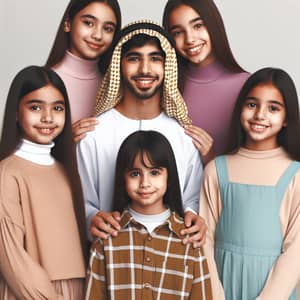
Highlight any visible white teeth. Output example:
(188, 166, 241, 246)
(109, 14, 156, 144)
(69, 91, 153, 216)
(251, 124, 267, 131)
(38, 128, 54, 134)
(136, 79, 153, 85)
(187, 45, 202, 54)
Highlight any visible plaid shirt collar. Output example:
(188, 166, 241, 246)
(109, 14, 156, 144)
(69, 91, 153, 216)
(119, 209, 185, 238)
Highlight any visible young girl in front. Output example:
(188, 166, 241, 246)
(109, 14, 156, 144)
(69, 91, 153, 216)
(85, 130, 212, 299)
(163, 0, 249, 162)
(46, 0, 121, 142)
(0, 66, 87, 299)
(200, 67, 300, 300)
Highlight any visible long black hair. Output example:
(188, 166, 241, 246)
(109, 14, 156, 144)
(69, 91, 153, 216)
(45, 0, 121, 74)
(226, 67, 300, 161)
(0, 65, 88, 261)
(113, 130, 184, 217)
(163, 0, 245, 73)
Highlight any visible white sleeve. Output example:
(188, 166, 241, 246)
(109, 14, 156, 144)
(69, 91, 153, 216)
(181, 148, 203, 213)
(77, 136, 100, 238)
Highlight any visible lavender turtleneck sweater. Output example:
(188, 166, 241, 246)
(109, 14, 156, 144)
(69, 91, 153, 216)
(53, 51, 101, 123)
(183, 61, 249, 155)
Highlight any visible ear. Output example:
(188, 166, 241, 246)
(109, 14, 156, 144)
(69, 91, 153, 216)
(283, 117, 288, 127)
(64, 20, 71, 33)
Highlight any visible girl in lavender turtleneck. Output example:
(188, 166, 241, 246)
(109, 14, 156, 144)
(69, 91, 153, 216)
(163, 0, 249, 162)
(46, 0, 121, 143)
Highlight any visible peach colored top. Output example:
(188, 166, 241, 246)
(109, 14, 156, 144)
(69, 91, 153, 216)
(200, 147, 300, 300)
(0, 155, 85, 299)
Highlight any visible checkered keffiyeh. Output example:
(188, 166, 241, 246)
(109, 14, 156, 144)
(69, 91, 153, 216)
(85, 210, 212, 299)
(94, 20, 192, 126)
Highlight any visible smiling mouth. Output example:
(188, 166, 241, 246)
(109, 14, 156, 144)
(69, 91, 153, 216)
(186, 44, 203, 56)
(86, 41, 103, 50)
(249, 123, 269, 132)
(36, 127, 56, 135)
(133, 77, 158, 89)
(138, 191, 154, 198)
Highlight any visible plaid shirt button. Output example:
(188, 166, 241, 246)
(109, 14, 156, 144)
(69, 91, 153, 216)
(143, 283, 151, 289)
(145, 256, 151, 262)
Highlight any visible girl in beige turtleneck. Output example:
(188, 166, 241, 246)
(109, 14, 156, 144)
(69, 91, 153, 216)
(0, 66, 87, 300)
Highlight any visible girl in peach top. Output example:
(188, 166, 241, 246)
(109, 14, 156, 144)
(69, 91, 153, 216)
(200, 68, 300, 300)
(0, 66, 86, 299)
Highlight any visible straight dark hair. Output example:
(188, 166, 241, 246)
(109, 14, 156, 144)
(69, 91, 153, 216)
(45, 0, 121, 74)
(226, 67, 300, 161)
(162, 0, 245, 73)
(0, 66, 88, 262)
(113, 130, 184, 217)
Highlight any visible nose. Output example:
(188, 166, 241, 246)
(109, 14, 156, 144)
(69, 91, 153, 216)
(139, 59, 150, 74)
(91, 25, 102, 41)
(41, 109, 53, 123)
(254, 106, 266, 120)
(185, 28, 196, 44)
(140, 174, 151, 188)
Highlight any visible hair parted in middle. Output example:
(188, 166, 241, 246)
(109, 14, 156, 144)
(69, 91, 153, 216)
(226, 67, 300, 161)
(113, 130, 184, 217)
(45, 0, 122, 74)
(0, 65, 88, 262)
(162, 0, 245, 73)
(94, 20, 192, 126)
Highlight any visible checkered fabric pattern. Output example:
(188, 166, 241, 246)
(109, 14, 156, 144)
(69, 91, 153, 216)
(85, 210, 212, 299)
(94, 20, 192, 126)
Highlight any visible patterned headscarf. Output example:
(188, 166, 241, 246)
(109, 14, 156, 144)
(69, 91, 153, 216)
(94, 20, 191, 126)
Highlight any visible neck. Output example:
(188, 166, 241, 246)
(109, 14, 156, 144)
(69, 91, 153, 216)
(116, 90, 162, 120)
(57, 50, 99, 78)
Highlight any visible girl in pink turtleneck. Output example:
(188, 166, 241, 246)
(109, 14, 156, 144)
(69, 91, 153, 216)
(46, 0, 121, 143)
(163, 0, 249, 163)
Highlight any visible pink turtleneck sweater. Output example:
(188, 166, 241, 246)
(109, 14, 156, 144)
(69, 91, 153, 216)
(53, 51, 101, 123)
(183, 62, 249, 155)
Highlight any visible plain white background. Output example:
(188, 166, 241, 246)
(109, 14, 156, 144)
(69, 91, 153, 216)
(1, 0, 300, 128)
(0, 0, 300, 295)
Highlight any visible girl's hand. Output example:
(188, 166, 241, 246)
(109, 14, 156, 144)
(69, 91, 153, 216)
(181, 211, 207, 248)
(90, 211, 121, 239)
(184, 124, 215, 165)
(72, 117, 98, 143)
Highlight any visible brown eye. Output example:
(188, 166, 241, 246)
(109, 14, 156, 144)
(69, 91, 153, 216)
(30, 105, 41, 111)
(54, 105, 64, 112)
(246, 102, 256, 108)
(129, 170, 140, 177)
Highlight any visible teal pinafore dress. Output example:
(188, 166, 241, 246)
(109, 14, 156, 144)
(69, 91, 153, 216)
(214, 155, 300, 300)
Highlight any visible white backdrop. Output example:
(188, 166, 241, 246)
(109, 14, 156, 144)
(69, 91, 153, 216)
(0, 0, 300, 295)
(1, 0, 300, 128)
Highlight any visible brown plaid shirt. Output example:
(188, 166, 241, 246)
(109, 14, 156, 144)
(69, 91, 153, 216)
(85, 210, 212, 300)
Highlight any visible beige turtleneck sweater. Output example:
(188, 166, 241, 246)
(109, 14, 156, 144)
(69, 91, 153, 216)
(0, 142, 85, 299)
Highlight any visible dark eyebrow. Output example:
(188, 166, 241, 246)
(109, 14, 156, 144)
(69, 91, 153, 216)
(80, 14, 116, 27)
(245, 96, 258, 101)
(190, 17, 203, 24)
(80, 14, 97, 20)
(149, 51, 164, 57)
(25, 99, 65, 105)
(125, 51, 141, 58)
(245, 97, 285, 107)
(169, 17, 203, 31)
(268, 100, 285, 107)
